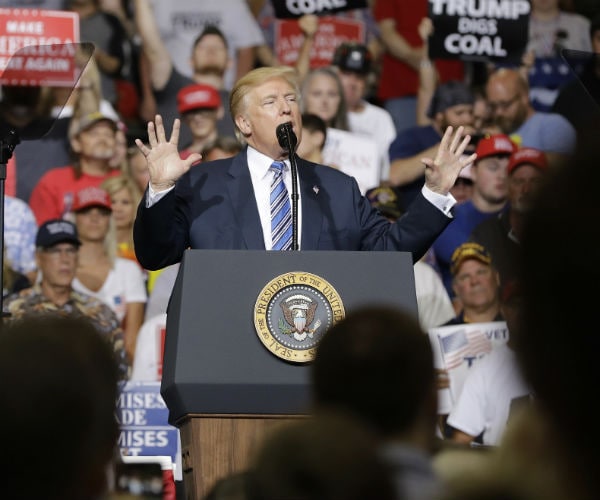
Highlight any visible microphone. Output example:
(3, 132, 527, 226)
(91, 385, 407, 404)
(554, 30, 568, 53)
(276, 122, 298, 152)
(275, 122, 299, 250)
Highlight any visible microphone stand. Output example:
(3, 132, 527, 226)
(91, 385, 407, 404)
(0, 128, 20, 317)
(276, 123, 299, 251)
(289, 148, 299, 251)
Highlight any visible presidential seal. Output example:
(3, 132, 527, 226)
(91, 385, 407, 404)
(253, 271, 345, 363)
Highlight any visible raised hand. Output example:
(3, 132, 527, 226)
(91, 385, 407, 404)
(421, 126, 477, 195)
(135, 115, 202, 191)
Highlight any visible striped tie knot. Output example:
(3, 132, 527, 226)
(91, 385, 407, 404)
(270, 160, 285, 174)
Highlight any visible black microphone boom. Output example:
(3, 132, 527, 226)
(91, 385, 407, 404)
(276, 122, 299, 251)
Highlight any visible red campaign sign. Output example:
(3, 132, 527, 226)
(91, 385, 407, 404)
(0, 8, 80, 86)
(275, 16, 364, 68)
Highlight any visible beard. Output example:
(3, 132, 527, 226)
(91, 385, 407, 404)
(195, 65, 226, 78)
(496, 105, 528, 134)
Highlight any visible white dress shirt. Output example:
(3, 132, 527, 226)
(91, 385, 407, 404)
(246, 146, 303, 250)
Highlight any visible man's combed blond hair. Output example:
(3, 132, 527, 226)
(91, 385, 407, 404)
(229, 66, 300, 142)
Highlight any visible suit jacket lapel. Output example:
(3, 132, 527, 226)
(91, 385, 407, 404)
(226, 150, 265, 250)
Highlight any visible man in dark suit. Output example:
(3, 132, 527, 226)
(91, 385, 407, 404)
(133, 66, 476, 271)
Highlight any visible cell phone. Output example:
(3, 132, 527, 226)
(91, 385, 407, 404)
(110, 461, 164, 499)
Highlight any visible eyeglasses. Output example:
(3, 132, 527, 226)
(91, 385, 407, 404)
(488, 95, 520, 112)
(42, 246, 78, 257)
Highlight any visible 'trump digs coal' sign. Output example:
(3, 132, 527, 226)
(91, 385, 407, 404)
(428, 0, 530, 63)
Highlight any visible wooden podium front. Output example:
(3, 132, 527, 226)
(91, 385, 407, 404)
(163, 250, 418, 499)
(178, 414, 305, 499)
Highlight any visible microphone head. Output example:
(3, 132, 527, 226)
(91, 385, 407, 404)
(276, 122, 298, 151)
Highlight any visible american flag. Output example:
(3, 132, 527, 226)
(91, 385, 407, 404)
(438, 328, 492, 369)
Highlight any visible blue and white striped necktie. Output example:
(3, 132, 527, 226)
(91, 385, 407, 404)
(270, 161, 292, 251)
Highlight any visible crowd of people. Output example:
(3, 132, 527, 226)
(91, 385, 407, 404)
(1, 0, 599, 499)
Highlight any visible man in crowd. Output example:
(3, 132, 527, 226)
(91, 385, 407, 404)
(332, 42, 396, 184)
(470, 147, 548, 290)
(133, 0, 236, 145)
(176, 82, 228, 159)
(3, 219, 129, 379)
(443, 242, 502, 326)
(388, 80, 475, 212)
(486, 67, 577, 165)
(132, 66, 476, 270)
(28, 111, 122, 225)
(446, 280, 530, 446)
(432, 134, 515, 301)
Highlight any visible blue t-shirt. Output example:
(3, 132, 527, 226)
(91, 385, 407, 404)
(388, 125, 440, 210)
(512, 112, 577, 154)
(432, 201, 507, 297)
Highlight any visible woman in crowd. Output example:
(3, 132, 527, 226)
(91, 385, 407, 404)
(101, 174, 143, 266)
(301, 66, 349, 130)
(71, 186, 147, 362)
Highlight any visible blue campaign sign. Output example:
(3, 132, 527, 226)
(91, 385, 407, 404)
(116, 381, 179, 466)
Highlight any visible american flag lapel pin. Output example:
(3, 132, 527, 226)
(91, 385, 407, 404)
(313, 185, 319, 194)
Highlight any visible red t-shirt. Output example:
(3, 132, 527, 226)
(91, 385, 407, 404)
(29, 166, 122, 225)
(373, 0, 464, 100)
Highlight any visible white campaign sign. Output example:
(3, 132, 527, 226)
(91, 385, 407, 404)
(321, 127, 380, 195)
(429, 321, 509, 414)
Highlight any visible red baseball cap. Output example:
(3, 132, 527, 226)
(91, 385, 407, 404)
(73, 186, 112, 212)
(475, 134, 517, 161)
(177, 84, 221, 114)
(507, 147, 548, 174)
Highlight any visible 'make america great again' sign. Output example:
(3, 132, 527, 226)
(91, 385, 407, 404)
(0, 8, 82, 86)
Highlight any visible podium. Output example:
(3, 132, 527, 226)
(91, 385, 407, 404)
(163, 249, 418, 498)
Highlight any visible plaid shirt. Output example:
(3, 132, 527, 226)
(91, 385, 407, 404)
(3, 284, 130, 380)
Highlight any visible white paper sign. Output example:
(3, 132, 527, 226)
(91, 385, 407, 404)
(429, 321, 509, 414)
(321, 127, 380, 195)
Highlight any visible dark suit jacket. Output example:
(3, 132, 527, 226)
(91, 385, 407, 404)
(133, 150, 452, 270)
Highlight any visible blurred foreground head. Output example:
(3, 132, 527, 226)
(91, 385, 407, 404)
(520, 135, 600, 497)
(311, 305, 437, 444)
(246, 412, 396, 500)
(0, 314, 120, 500)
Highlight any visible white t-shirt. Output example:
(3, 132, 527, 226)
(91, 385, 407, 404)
(150, 0, 265, 90)
(348, 101, 397, 182)
(72, 258, 147, 322)
(131, 313, 167, 382)
(446, 344, 530, 445)
(414, 260, 455, 331)
(527, 11, 592, 58)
